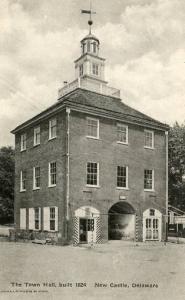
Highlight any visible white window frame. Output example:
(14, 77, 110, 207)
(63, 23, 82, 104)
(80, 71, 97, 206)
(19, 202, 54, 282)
(34, 126, 40, 146)
(144, 169, 154, 191)
(92, 63, 99, 76)
(48, 162, 57, 187)
(144, 130, 154, 149)
(49, 118, 57, 140)
(86, 117, 99, 139)
(20, 133, 26, 151)
(20, 170, 26, 192)
(86, 162, 99, 187)
(116, 165, 129, 190)
(117, 123, 128, 145)
(33, 166, 40, 190)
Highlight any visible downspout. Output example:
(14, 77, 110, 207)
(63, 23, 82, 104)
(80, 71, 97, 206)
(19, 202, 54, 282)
(66, 108, 70, 239)
(165, 131, 169, 242)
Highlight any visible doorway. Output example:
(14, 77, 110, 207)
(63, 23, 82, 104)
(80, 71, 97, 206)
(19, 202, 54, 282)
(108, 202, 135, 240)
(143, 208, 162, 241)
(79, 218, 94, 243)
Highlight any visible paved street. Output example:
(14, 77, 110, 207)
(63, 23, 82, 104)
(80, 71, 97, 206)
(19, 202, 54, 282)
(0, 240, 185, 300)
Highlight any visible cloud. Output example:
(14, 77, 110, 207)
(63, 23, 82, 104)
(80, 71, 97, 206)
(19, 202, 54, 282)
(0, 0, 185, 146)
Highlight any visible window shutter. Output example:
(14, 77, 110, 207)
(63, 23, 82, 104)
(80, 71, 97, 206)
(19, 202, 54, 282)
(43, 207, 50, 231)
(55, 207, 58, 231)
(29, 208, 34, 230)
(20, 208, 26, 229)
(39, 207, 41, 230)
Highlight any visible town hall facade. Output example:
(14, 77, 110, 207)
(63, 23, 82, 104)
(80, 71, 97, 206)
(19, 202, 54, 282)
(12, 22, 169, 245)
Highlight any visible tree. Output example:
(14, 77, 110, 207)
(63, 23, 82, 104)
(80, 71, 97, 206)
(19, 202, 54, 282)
(168, 122, 185, 211)
(0, 146, 14, 224)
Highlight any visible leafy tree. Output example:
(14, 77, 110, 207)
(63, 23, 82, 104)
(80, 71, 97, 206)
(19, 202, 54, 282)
(169, 122, 185, 211)
(0, 146, 14, 224)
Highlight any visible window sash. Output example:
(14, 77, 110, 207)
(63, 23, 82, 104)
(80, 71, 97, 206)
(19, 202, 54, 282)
(86, 162, 99, 186)
(79, 64, 83, 76)
(117, 124, 128, 144)
(50, 207, 56, 231)
(87, 118, 99, 138)
(144, 169, 154, 190)
(117, 166, 127, 188)
(33, 167, 40, 189)
(34, 208, 40, 230)
(144, 130, 154, 148)
(21, 133, 26, 151)
(20, 171, 26, 191)
(49, 118, 57, 139)
(49, 162, 56, 186)
(34, 126, 40, 145)
(92, 63, 99, 75)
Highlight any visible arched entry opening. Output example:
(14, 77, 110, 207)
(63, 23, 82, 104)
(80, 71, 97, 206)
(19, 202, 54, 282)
(74, 206, 100, 244)
(143, 208, 162, 241)
(108, 202, 135, 240)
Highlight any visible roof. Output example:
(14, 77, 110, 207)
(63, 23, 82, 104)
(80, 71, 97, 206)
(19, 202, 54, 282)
(11, 88, 169, 134)
(81, 33, 99, 43)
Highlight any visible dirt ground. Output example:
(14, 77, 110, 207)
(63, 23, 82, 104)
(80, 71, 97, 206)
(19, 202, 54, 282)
(0, 240, 185, 300)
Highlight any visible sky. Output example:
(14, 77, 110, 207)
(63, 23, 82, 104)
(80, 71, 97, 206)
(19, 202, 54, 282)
(0, 0, 185, 146)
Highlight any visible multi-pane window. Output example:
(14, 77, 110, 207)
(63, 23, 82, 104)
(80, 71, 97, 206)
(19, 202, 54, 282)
(20, 170, 26, 191)
(34, 126, 40, 146)
(92, 63, 99, 76)
(117, 123, 128, 144)
(49, 162, 56, 186)
(87, 117, 99, 138)
(33, 167, 40, 189)
(79, 64, 83, 76)
(144, 169, 154, 190)
(34, 208, 40, 230)
(49, 118, 57, 140)
(117, 166, 128, 188)
(43, 207, 58, 231)
(144, 130, 154, 148)
(20, 133, 26, 151)
(86, 162, 99, 186)
(50, 207, 56, 231)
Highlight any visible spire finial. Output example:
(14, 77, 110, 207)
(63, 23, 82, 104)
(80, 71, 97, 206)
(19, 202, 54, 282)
(81, 0, 96, 34)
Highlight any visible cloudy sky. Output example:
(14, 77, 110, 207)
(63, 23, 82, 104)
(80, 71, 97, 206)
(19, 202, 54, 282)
(0, 0, 185, 146)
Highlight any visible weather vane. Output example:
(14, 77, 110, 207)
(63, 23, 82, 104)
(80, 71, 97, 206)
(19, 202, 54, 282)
(81, 0, 96, 34)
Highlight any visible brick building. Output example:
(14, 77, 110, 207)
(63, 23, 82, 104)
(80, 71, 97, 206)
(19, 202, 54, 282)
(12, 27, 169, 245)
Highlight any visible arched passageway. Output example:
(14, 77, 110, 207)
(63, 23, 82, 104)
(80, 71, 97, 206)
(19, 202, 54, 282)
(108, 202, 135, 240)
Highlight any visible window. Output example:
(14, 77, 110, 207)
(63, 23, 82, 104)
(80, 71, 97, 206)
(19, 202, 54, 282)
(43, 207, 58, 231)
(144, 130, 154, 148)
(20, 133, 26, 151)
(50, 207, 56, 231)
(87, 41, 91, 52)
(33, 167, 40, 190)
(34, 208, 40, 230)
(79, 64, 83, 77)
(92, 42, 97, 53)
(86, 162, 99, 186)
(29, 207, 41, 230)
(150, 209, 155, 216)
(92, 63, 99, 76)
(86, 117, 99, 139)
(20, 208, 26, 229)
(117, 123, 128, 144)
(20, 170, 26, 192)
(117, 166, 128, 188)
(34, 126, 40, 146)
(49, 162, 56, 187)
(144, 169, 154, 190)
(49, 118, 57, 140)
